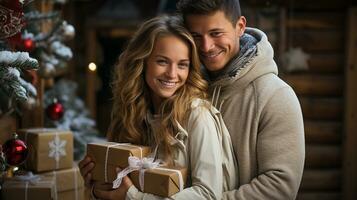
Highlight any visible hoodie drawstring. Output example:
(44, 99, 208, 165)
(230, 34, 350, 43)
(211, 86, 223, 112)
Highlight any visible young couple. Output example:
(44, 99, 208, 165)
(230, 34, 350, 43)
(79, 0, 305, 199)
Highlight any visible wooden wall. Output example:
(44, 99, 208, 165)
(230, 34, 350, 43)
(279, 1, 349, 200)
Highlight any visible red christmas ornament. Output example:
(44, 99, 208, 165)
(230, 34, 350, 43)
(23, 38, 35, 52)
(46, 100, 64, 121)
(2, 133, 28, 166)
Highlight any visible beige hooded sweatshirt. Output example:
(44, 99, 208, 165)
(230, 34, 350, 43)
(208, 28, 305, 200)
(126, 99, 238, 200)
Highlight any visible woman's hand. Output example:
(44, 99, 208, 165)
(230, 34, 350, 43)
(78, 155, 95, 188)
(93, 176, 133, 200)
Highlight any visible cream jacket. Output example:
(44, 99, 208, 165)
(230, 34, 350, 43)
(208, 28, 305, 199)
(126, 99, 238, 200)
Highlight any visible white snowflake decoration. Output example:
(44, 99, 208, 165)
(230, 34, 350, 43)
(48, 135, 67, 162)
(282, 47, 310, 73)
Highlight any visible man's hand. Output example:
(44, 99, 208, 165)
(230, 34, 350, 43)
(78, 155, 95, 188)
(93, 176, 133, 200)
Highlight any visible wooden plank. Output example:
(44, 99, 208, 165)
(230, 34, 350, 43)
(305, 145, 341, 168)
(283, 0, 348, 10)
(308, 54, 344, 74)
(304, 120, 341, 144)
(282, 74, 343, 96)
(287, 12, 345, 30)
(290, 30, 344, 52)
(342, 7, 357, 200)
(299, 97, 343, 120)
(296, 192, 341, 200)
(300, 169, 341, 190)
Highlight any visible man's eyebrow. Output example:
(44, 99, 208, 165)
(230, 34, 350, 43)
(190, 28, 224, 35)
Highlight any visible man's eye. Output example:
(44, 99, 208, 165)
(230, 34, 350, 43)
(211, 32, 222, 37)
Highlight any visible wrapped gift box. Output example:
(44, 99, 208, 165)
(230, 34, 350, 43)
(130, 166, 187, 197)
(18, 128, 73, 172)
(40, 166, 84, 200)
(87, 142, 151, 182)
(1, 176, 56, 200)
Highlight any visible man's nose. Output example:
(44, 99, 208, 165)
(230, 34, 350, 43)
(200, 36, 214, 52)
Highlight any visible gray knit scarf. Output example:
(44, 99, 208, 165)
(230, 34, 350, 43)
(207, 33, 258, 82)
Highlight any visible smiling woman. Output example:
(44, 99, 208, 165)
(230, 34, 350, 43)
(145, 35, 190, 112)
(79, 14, 238, 200)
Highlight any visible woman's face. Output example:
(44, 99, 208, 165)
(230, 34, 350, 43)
(145, 35, 190, 109)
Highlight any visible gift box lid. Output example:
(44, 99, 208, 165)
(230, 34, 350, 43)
(131, 166, 187, 197)
(87, 142, 151, 167)
(40, 166, 84, 192)
(17, 128, 74, 172)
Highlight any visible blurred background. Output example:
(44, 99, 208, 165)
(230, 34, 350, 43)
(1, 0, 357, 199)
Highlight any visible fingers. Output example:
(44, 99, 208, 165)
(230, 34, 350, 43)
(94, 187, 112, 200)
(94, 181, 113, 190)
(78, 155, 95, 188)
(84, 172, 92, 188)
(78, 156, 92, 170)
(79, 156, 95, 176)
(122, 176, 133, 190)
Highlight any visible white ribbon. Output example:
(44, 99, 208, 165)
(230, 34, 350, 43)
(11, 172, 57, 200)
(112, 156, 160, 189)
(154, 167, 184, 192)
(74, 168, 78, 200)
(12, 172, 41, 184)
(8, 172, 39, 200)
(52, 171, 58, 200)
(104, 143, 144, 182)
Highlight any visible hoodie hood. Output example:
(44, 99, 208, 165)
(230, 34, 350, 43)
(208, 27, 278, 106)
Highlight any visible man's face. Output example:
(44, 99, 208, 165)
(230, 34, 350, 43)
(186, 11, 246, 72)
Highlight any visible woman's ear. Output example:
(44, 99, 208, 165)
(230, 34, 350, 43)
(236, 16, 246, 37)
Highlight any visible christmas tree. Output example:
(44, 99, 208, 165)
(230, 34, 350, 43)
(0, 0, 103, 165)
(0, 0, 39, 117)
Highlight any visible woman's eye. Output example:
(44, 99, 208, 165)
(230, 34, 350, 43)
(178, 63, 189, 69)
(157, 60, 168, 65)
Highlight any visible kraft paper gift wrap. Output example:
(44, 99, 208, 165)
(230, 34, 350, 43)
(18, 128, 73, 172)
(40, 166, 85, 200)
(86, 142, 151, 183)
(1, 174, 56, 200)
(130, 166, 187, 197)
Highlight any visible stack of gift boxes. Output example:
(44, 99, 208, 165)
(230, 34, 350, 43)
(87, 142, 187, 197)
(1, 128, 84, 200)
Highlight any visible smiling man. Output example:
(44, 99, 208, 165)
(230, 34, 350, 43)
(177, 0, 305, 199)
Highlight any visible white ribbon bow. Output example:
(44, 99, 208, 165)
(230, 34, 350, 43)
(12, 172, 41, 184)
(112, 156, 160, 189)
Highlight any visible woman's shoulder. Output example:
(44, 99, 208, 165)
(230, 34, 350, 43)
(190, 98, 220, 116)
(188, 98, 220, 127)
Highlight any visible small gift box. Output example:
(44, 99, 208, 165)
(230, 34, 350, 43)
(86, 142, 151, 183)
(130, 166, 187, 197)
(40, 166, 85, 200)
(18, 128, 73, 172)
(1, 173, 56, 200)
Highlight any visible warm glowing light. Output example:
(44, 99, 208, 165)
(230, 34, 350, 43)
(88, 62, 97, 71)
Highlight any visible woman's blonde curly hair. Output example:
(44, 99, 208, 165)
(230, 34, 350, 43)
(107, 15, 207, 162)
